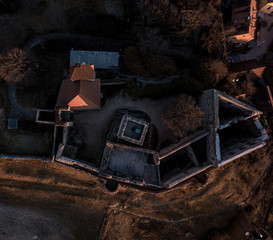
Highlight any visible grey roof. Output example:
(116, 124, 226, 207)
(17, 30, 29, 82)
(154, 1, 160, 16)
(108, 145, 148, 177)
(70, 50, 119, 69)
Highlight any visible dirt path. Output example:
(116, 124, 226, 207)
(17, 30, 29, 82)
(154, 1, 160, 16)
(8, 82, 36, 119)
(0, 146, 270, 239)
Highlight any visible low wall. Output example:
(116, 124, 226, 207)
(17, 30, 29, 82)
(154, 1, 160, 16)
(162, 164, 213, 188)
(56, 156, 99, 174)
(0, 154, 51, 162)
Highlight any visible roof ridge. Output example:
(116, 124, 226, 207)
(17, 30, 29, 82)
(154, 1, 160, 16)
(79, 93, 100, 109)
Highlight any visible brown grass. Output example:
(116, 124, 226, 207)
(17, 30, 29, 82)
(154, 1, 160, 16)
(0, 146, 271, 239)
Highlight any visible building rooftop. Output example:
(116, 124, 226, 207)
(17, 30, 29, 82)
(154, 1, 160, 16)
(229, 60, 264, 73)
(56, 64, 100, 110)
(98, 90, 268, 188)
(229, 60, 265, 82)
(8, 118, 18, 130)
(260, 0, 273, 10)
(200, 89, 268, 167)
(117, 115, 149, 146)
(102, 142, 160, 186)
(70, 50, 119, 69)
(108, 145, 148, 177)
(231, 0, 250, 35)
(70, 64, 95, 81)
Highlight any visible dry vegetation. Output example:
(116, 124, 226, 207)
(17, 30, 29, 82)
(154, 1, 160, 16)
(0, 48, 36, 85)
(202, 59, 229, 88)
(133, 0, 233, 57)
(220, 78, 257, 99)
(0, 1, 272, 239)
(0, 145, 271, 239)
(161, 95, 204, 138)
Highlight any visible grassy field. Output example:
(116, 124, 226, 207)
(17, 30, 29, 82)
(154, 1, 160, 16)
(0, 145, 272, 239)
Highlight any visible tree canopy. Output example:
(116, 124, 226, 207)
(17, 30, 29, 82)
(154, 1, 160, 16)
(161, 94, 204, 138)
(0, 48, 36, 85)
(202, 59, 229, 88)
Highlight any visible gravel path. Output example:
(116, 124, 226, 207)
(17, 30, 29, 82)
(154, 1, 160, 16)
(8, 82, 36, 119)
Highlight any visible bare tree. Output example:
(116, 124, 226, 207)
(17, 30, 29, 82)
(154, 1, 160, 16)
(161, 94, 204, 138)
(238, 80, 256, 98)
(202, 59, 228, 88)
(0, 48, 36, 85)
(171, 1, 220, 44)
(137, 27, 169, 57)
(220, 79, 256, 98)
(201, 23, 235, 56)
(134, 0, 170, 57)
(134, 0, 231, 55)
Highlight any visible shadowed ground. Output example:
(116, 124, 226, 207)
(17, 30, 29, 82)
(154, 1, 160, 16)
(0, 203, 72, 240)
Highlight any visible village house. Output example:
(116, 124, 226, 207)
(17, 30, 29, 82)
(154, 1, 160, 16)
(56, 64, 101, 110)
(229, 59, 265, 82)
(229, 0, 259, 44)
(229, 0, 273, 45)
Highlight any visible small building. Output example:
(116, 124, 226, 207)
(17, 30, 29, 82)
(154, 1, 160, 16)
(229, 60, 266, 82)
(8, 118, 18, 130)
(117, 115, 149, 146)
(259, 0, 273, 17)
(228, 0, 258, 44)
(56, 64, 101, 110)
(35, 106, 74, 127)
(70, 50, 119, 70)
(55, 106, 74, 127)
(70, 64, 96, 81)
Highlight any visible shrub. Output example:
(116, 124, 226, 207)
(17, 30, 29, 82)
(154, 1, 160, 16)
(202, 59, 228, 88)
(161, 94, 204, 138)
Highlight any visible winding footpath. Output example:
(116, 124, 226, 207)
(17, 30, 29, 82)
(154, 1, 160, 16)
(24, 32, 132, 51)
(8, 82, 36, 119)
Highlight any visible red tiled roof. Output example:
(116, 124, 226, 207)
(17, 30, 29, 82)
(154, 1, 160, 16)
(70, 64, 95, 81)
(260, 0, 273, 8)
(229, 60, 265, 82)
(229, 60, 264, 73)
(56, 64, 100, 110)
